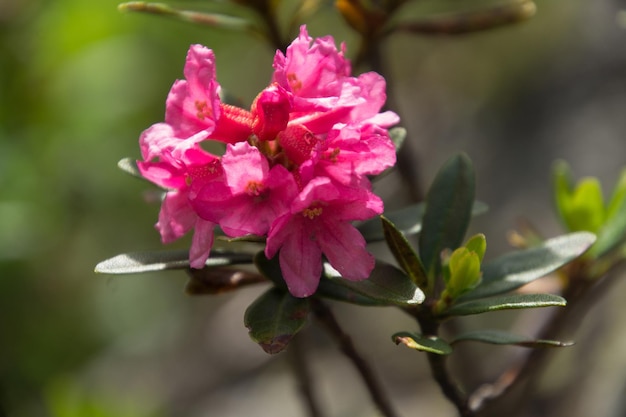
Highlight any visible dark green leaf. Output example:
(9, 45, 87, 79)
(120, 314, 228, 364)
(419, 153, 475, 278)
(185, 268, 266, 295)
(95, 250, 253, 274)
(317, 278, 383, 306)
(392, 331, 452, 355)
(444, 293, 566, 317)
(358, 201, 487, 242)
(244, 288, 310, 354)
(460, 232, 595, 300)
(253, 251, 288, 290)
(381, 216, 428, 289)
(323, 261, 425, 306)
(451, 330, 573, 348)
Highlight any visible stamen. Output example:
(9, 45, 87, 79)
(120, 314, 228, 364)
(302, 207, 323, 219)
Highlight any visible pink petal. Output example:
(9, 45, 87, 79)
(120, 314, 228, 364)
(318, 220, 374, 281)
(156, 190, 196, 243)
(278, 221, 324, 297)
(189, 218, 215, 268)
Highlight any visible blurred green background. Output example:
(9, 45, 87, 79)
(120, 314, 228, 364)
(1, 1, 626, 416)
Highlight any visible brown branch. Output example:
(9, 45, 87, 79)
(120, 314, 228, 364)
(185, 267, 266, 295)
(391, 0, 536, 36)
(311, 299, 401, 417)
(417, 314, 474, 417)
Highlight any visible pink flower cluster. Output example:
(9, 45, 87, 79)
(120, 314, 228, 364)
(138, 26, 398, 297)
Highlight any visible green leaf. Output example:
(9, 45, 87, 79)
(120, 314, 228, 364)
(464, 233, 487, 263)
(185, 268, 266, 295)
(589, 208, 626, 258)
(323, 261, 425, 306)
(389, 126, 407, 151)
(447, 248, 481, 296)
(606, 168, 626, 221)
(590, 169, 626, 258)
(316, 279, 383, 306)
(460, 232, 596, 300)
(553, 161, 607, 233)
(381, 216, 428, 289)
(392, 331, 452, 355)
(451, 329, 573, 348)
(358, 201, 487, 242)
(419, 153, 475, 279)
(568, 178, 605, 233)
(95, 250, 254, 274)
(244, 288, 310, 354)
(253, 251, 288, 290)
(443, 293, 566, 317)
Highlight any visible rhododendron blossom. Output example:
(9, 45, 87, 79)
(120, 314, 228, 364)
(137, 25, 398, 297)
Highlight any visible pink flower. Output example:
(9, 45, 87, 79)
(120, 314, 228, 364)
(137, 124, 223, 268)
(165, 45, 222, 139)
(265, 177, 383, 297)
(301, 123, 397, 187)
(191, 142, 298, 237)
(273, 26, 351, 109)
(165, 44, 252, 144)
(135, 26, 399, 296)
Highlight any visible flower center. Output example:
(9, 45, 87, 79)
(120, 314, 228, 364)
(246, 181, 265, 196)
(195, 100, 213, 120)
(302, 206, 323, 220)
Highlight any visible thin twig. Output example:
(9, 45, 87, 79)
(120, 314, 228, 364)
(417, 314, 474, 417)
(288, 332, 326, 417)
(426, 353, 475, 417)
(311, 299, 401, 417)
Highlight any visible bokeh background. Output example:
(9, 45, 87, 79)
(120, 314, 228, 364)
(1, 1, 626, 416)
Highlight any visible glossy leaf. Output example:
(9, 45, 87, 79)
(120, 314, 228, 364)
(460, 232, 595, 300)
(95, 250, 253, 274)
(253, 251, 288, 290)
(444, 293, 566, 317)
(381, 216, 428, 289)
(323, 261, 425, 306)
(185, 268, 266, 295)
(317, 277, 383, 306)
(358, 201, 487, 242)
(451, 330, 572, 348)
(244, 288, 310, 354)
(392, 332, 452, 355)
(419, 153, 475, 278)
